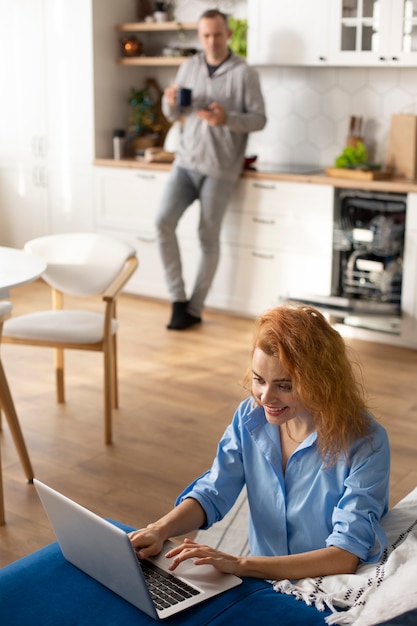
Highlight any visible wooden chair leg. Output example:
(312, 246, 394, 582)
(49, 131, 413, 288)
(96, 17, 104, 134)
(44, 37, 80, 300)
(103, 342, 113, 446)
(55, 347, 65, 404)
(0, 359, 34, 482)
(112, 333, 118, 409)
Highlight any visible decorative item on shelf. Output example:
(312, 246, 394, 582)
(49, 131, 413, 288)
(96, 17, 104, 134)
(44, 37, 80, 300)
(144, 147, 175, 163)
(136, 0, 153, 21)
(162, 46, 198, 57)
(120, 36, 143, 57)
(151, 0, 176, 22)
(112, 129, 126, 160)
(228, 18, 247, 57)
(127, 78, 171, 155)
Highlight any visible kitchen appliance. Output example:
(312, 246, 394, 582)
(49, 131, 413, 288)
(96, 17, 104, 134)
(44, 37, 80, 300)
(289, 189, 407, 335)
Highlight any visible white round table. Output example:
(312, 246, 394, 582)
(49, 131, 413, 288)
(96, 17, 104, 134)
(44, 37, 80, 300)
(0, 246, 47, 298)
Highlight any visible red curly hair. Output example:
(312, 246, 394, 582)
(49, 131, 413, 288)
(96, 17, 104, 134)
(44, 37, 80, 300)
(243, 304, 373, 464)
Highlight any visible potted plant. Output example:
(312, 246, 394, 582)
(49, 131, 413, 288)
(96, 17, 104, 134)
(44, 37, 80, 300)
(127, 81, 163, 153)
(228, 18, 247, 57)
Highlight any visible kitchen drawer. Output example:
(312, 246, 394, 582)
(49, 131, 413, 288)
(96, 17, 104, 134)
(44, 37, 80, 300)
(207, 243, 281, 316)
(94, 167, 168, 228)
(94, 166, 198, 236)
(222, 206, 333, 255)
(230, 179, 334, 220)
(208, 240, 332, 317)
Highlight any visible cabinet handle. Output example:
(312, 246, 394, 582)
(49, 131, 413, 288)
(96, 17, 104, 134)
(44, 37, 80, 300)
(136, 235, 156, 243)
(136, 173, 156, 180)
(251, 251, 275, 260)
(391, 56, 399, 61)
(318, 56, 327, 62)
(32, 137, 40, 158)
(379, 56, 386, 61)
(32, 166, 40, 186)
(253, 182, 276, 190)
(252, 217, 275, 225)
(39, 166, 48, 187)
(39, 136, 47, 158)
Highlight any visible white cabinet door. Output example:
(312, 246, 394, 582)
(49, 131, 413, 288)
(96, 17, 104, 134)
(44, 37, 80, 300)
(389, 0, 417, 65)
(44, 0, 95, 233)
(0, 0, 46, 163)
(0, 0, 49, 246)
(0, 0, 94, 247)
(400, 193, 417, 347)
(329, 0, 417, 66)
(247, 0, 330, 66)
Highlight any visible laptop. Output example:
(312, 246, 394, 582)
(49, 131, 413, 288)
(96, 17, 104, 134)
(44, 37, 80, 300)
(34, 480, 242, 620)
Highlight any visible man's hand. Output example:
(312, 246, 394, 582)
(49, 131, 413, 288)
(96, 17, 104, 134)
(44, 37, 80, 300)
(164, 84, 179, 107)
(197, 102, 227, 126)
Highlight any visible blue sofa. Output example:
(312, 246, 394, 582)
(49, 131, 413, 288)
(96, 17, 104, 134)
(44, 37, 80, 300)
(0, 522, 330, 626)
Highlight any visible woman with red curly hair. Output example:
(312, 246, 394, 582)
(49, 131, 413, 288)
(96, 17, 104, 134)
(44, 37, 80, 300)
(130, 304, 390, 582)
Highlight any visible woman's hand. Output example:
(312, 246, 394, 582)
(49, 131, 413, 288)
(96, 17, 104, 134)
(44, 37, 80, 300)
(128, 527, 165, 560)
(166, 538, 241, 575)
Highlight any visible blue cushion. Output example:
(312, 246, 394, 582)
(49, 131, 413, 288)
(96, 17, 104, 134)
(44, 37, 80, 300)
(0, 522, 330, 625)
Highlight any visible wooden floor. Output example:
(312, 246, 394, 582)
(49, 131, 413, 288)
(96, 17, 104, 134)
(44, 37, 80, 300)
(1, 281, 416, 568)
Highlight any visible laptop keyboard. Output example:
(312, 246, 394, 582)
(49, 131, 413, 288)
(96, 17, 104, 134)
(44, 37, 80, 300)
(140, 560, 202, 611)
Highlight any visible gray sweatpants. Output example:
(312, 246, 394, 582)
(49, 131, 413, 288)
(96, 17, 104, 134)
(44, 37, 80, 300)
(155, 166, 236, 317)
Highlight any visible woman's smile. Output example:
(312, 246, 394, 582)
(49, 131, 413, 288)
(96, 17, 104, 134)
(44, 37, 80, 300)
(263, 405, 288, 419)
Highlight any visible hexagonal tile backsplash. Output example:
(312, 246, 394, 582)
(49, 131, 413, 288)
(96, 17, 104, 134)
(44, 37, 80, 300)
(177, 0, 417, 168)
(247, 65, 417, 168)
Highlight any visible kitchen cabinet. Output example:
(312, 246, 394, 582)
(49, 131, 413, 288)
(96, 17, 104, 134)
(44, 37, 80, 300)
(115, 22, 198, 67)
(329, 0, 417, 66)
(247, 0, 331, 66)
(94, 166, 334, 317)
(0, 0, 95, 247)
(211, 179, 334, 315)
(94, 166, 199, 299)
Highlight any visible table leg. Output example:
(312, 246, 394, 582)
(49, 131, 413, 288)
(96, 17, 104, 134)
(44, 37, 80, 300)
(0, 358, 34, 482)
(0, 439, 4, 524)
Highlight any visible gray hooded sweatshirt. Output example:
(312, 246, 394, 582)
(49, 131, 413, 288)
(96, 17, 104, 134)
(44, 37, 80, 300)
(162, 51, 267, 182)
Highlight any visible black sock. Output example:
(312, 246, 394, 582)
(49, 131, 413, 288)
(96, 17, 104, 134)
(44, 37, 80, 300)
(166, 301, 188, 329)
(167, 302, 202, 330)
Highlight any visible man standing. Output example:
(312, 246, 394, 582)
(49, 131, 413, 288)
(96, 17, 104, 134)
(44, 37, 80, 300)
(157, 9, 266, 330)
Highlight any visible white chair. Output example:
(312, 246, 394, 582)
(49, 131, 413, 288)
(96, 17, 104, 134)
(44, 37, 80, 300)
(2, 233, 139, 445)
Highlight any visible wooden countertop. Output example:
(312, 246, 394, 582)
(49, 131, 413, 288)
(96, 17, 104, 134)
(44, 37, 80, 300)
(93, 158, 417, 194)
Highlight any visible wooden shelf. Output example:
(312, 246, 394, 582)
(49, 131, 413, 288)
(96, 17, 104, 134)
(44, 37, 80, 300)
(117, 56, 191, 66)
(115, 22, 197, 32)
